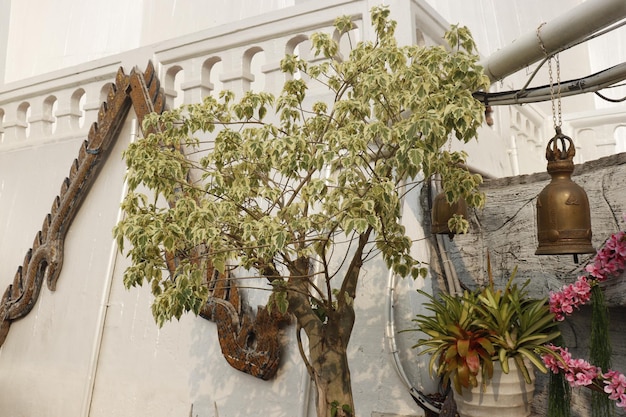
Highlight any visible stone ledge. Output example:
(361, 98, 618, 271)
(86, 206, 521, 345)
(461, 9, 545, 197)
(482, 151, 626, 189)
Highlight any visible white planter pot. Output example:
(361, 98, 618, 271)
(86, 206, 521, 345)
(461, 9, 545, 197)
(453, 359, 535, 417)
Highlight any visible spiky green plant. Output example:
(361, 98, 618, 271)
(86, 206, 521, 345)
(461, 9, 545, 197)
(413, 289, 495, 394)
(474, 265, 562, 384)
(412, 262, 561, 394)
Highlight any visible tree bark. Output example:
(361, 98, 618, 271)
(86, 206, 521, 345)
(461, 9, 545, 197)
(308, 324, 355, 417)
(286, 256, 357, 417)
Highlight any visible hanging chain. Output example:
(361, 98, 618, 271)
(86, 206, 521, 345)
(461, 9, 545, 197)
(537, 23, 562, 130)
(554, 53, 562, 128)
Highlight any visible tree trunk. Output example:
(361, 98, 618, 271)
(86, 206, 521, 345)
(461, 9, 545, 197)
(309, 334, 354, 417)
(285, 256, 357, 417)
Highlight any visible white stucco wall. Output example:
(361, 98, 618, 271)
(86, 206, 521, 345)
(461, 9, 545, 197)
(0, 118, 136, 416)
(3, 0, 297, 84)
(1, 1, 626, 416)
(0, 2, 451, 416)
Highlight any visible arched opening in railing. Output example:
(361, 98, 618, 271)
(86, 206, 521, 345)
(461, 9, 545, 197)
(94, 83, 115, 128)
(73, 88, 87, 129)
(43, 95, 58, 136)
(165, 65, 184, 108)
(335, 23, 360, 62)
(17, 101, 30, 139)
(286, 34, 311, 82)
(99, 83, 113, 103)
(244, 46, 266, 92)
(202, 56, 223, 97)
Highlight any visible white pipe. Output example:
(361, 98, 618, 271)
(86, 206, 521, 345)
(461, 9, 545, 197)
(479, 0, 626, 82)
(508, 134, 521, 176)
(297, 364, 312, 417)
(386, 261, 444, 413)
(79, 118, 137, 417)
(385, 269, 413, 390)
(384, 179, 446, 414)
(384, 179, 419, 397)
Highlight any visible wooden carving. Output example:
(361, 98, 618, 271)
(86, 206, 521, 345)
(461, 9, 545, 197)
(0, 61, 285, 380)
(200, 268, 287, 380)
(0, 65, 139, 344)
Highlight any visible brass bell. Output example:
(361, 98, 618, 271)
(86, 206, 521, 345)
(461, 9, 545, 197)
(536, 128, 594, 256)
(431, 191, 467, 239)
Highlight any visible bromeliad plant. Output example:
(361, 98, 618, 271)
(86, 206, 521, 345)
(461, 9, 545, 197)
(412, 289, 495, 394)
(413, 262, 561, 394)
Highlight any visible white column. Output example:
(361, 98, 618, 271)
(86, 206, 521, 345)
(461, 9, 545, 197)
(1, 102, 28, 143)
(178, 57, 212, 105)
(28, 99, 55, 137)
(219, 48, 254, 98)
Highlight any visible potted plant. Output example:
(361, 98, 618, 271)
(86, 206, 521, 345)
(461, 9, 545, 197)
(411, 264, 561, 417)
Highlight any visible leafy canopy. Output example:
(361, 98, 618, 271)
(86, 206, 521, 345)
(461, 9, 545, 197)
(113, 6, 490, 326)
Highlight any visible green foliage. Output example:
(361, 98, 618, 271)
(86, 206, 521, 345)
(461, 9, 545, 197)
(412, 289, 495, 394)
(590, 285, 613, 417)
(548, 333, 572, 417)
(549, 363, 572, 417)
(330, 401, 352, 417)
(474, 269, 561, 382)
(412, 265, 561, 394)
(113, 5, 489, 330)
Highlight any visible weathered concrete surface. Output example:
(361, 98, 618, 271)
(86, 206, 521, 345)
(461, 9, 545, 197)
(428, 152, 626, 417)
(441, 152, 626, 301)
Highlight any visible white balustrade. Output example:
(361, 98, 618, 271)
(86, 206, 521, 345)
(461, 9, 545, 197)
(0, 2, 390, 150)
(1, 0, 621, 166)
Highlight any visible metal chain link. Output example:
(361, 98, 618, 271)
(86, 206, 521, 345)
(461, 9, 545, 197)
(536, 23, 562, 129)
(555, 54, 562, 127)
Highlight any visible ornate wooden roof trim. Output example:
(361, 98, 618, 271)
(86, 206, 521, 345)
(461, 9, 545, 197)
(0, 61, 165, 346)
(0, 61, 286, 380)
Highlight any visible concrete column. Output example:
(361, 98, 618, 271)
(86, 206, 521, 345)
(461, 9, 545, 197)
(54, 91, 83, 135)
(28, 104, 55, 137)
(219, 48, 254, 98)
(1, 102, 28, 143)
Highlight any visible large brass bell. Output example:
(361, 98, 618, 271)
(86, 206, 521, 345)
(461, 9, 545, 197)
(431, 191, 467, 239)
(536, 128, 594, 256)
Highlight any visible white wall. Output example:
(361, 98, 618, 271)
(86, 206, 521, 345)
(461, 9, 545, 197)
(3, 0, 296, 84)
(0, 2, 452, 416)
(1, 0, 625, 416)
(0, 113, 310, 417)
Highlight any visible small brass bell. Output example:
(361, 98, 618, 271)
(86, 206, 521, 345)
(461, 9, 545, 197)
(431, 191, 467, 239)
(536, 128, 594, 256)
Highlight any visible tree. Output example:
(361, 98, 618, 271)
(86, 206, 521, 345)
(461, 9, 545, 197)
(113, 6, 489, 417)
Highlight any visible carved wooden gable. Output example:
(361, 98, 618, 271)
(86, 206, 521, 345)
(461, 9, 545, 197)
(0, 61, 284, 380)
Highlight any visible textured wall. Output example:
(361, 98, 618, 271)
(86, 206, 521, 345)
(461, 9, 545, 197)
(434, 152, 626, 417)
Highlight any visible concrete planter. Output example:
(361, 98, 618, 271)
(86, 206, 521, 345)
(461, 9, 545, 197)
(453, 359, 535, 417)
